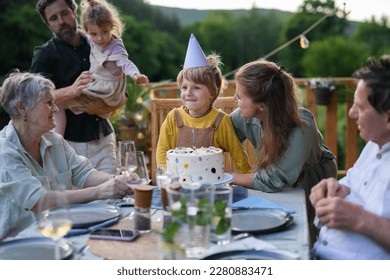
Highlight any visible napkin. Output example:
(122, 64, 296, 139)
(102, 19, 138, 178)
(232, 196, 295, 214)
(64, 216, 120, 238)
(232, 185, 248, 203)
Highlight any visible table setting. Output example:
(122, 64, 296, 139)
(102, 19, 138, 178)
(0, 150, 310, 260)
(0, 183, 309, 260)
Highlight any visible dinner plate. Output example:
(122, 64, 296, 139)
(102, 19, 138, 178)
(0, 237, 73, 260)
(231, 208, 293, 234)
(59, 203, 121, 228)
(203, 249, 294, 260)
(210, 173, 233, 186)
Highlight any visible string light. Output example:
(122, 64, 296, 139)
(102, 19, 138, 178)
(343, 2, 351, 16)
(223, 6, 344, 78)
(300, 35, 310, 49)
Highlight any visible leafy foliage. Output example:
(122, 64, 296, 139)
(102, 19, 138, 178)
(160, 221, 181, 244)
(109, 79, 169, 150)
(213, 200, 230, 235)
(301, 36, 369, 77)
(0, 3, 51, 77)
(278, 0, 349, 76)
(111, 0, 181, 34)
(351, 18, 390, 57)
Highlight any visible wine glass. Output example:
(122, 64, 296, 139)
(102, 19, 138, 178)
(116, 140, 136, 176)
(156, 165, 180, 188)
(126, 151, 151, 188)
(125, 151, 138, 177)
(35, 191, 72, 260)
(123, 151, 151, 204)
(156, 164, 170, 189)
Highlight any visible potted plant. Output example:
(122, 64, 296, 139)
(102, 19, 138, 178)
(109, 79, 170, 151)
(309, 78, 336, 106)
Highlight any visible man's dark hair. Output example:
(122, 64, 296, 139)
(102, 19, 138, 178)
(36, 0, 77, 24)
(353, 55, 390, 114)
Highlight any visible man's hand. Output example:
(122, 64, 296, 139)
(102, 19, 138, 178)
(315, 196, 364, 231)
(71, 71, 95, 98)
(310, 178, 350, 207)
(72, 95, 128, 116)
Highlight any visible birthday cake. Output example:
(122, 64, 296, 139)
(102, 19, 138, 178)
(166, 146, 225, 184)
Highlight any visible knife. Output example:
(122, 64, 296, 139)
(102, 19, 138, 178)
(64, 216, 120, 238)
(232, 206, 295, 214)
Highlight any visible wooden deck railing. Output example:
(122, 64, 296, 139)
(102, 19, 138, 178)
(149, 78, 361, 182)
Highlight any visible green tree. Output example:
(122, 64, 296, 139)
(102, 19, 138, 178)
(121, 15, 183, 81)
(229, 9, 284, 74)
(111, 0, 181, 34)
(301, 36, 369, 77)
(278, 0, 348, 76)
(351, 17, 390, 57)
(0, 3, 51, 77)
(180, 9, 285, 78)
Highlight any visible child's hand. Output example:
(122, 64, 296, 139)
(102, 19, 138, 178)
(133, 74, 149, 84)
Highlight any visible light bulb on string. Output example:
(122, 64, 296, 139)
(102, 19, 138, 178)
(300, 35, 310, 49)
(343, 2, 351, 16)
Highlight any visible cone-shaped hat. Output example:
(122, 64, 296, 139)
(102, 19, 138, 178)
(183, 33, 209, 69)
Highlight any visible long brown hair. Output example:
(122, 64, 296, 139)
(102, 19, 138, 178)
(235, 60, 303, 169)
(80, 0, 123, 37)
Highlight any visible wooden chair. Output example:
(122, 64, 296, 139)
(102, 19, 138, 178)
(149, 78, 360, 181)
(150, 96, 256, 184)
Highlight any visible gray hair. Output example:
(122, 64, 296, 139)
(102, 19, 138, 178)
(0, 71, 55, 118)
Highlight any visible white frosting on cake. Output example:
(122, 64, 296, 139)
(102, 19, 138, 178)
(166, 146, 225, 184)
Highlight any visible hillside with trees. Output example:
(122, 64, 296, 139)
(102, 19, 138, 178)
(0, 0, 389, 82)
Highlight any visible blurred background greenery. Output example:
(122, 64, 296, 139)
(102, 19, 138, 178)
(1, 0, 389, 81)
(0, 0, 388, 158)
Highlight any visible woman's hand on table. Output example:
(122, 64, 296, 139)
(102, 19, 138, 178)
(95, 177, 132, 200)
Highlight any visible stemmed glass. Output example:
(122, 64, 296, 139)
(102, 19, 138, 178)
(156, 164, 180, 228)
(156, 164, 171, 189)
(156, 165, 179, 189)
(123, 151, 151, 204)
(116, 140, 136, 176)
(35, 190, 72, 260)
(126, 151, 151, 188)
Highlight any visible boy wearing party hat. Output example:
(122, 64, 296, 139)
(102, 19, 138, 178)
(156, 33, 251, 173)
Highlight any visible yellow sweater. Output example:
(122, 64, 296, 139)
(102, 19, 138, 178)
(156, 106, 251, 173)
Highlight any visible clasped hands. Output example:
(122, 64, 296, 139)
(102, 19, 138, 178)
(310, 178, 362, 231)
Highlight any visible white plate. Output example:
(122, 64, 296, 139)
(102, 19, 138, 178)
(232, 208, 293, 234)
(0, 237, 73, 260)
(210, 173, 233, 186)
(203, 249, 295, 260)
(56, 203, 121, 228)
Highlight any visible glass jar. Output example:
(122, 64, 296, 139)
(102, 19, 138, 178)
(133, 206, 151, 233)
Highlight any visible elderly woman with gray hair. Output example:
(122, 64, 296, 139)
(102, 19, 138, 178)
(0, 71, 131, 239)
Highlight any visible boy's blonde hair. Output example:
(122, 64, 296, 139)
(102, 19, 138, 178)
(177, 53, 223, 105)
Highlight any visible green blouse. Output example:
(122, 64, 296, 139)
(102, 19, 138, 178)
(230, 107, 337, 193)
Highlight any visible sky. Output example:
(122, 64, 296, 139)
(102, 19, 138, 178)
(145, 0, 390, 22)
